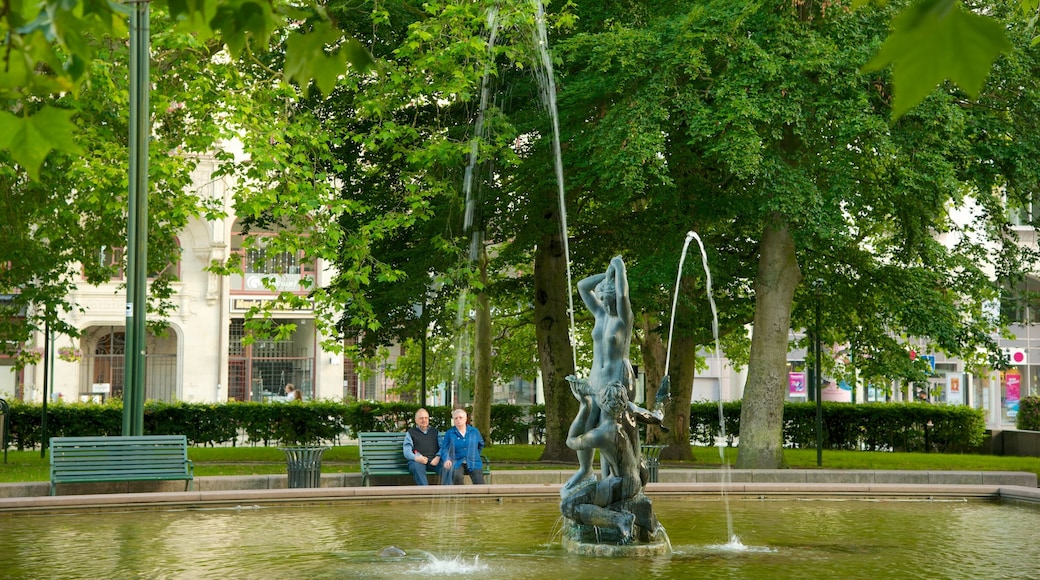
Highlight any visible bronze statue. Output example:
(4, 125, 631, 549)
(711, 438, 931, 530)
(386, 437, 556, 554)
(560, 256, 668, 547)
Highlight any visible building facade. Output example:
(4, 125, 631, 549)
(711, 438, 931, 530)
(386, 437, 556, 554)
(6, 154, 395, 405)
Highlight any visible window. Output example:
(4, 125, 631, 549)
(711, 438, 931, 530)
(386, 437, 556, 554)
(999, 277, 1040, 324)
(91, 240, 180, 281)
(231, 230, 314, 293)
(1008, 192, 1040, 227)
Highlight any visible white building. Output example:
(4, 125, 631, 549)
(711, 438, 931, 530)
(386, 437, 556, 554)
(6, 154, 405, 405)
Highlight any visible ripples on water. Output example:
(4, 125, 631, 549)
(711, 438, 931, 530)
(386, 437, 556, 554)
(1, 499, 1037, 579)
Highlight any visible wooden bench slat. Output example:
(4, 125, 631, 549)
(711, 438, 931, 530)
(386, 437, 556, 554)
(49, 435, 194, 495)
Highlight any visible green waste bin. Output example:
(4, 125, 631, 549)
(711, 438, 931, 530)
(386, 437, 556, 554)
(0, 398, 7, 464)
(640, 444, 666, 483)
(280, 446, 329, 488)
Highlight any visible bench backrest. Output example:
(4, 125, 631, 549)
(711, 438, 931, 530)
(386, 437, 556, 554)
(50, 435, 191, 477)
(358, 432, 408, 470)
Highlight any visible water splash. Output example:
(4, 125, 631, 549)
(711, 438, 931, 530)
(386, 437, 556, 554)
(706, 536, 776, 554)
(416, 553, 489, 575)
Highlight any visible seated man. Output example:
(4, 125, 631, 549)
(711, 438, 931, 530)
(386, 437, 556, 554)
(403, 408, 442, 485)
(440, 408, 486, 485)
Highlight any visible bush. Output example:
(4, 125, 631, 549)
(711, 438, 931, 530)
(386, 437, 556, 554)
(692, 400, 986, 453)
(1017, 396, 1040, 431)
(0, 398, 986, 453)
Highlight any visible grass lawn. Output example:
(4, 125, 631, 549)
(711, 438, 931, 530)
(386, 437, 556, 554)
(2, 444, 1039, 483)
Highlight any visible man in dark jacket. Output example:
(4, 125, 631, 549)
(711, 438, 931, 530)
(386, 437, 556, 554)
(403, 408, 442, 485)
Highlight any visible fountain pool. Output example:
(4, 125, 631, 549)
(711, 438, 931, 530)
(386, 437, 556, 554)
(1, 496, 1036, 579)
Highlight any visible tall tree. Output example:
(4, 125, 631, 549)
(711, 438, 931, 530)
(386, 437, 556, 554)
(545, 0, 1040, 468)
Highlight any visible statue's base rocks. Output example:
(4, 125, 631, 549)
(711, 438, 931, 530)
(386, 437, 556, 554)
(561, 521, 671, 556)
(559, 477, 670, 556)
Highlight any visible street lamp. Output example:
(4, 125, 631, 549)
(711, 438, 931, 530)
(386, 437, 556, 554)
(814, 279, 824, 467)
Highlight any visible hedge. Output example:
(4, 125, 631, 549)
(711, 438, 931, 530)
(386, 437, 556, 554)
(690, 400, 987, 453)
(0, 399, 546, 450)
(1, 399, 984, 453)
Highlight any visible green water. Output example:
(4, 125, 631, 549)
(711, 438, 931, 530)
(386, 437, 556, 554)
(0, 498, 1035, 579)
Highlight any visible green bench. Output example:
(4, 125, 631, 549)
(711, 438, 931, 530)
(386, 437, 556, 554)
(49, 435, 195, 495)
(358, 431, 490, 486)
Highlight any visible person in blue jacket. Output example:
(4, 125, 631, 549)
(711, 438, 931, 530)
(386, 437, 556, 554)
(440, 407, 485, 485)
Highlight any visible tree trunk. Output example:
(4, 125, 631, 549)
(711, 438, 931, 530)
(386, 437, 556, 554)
(637, 313, 667, 408)
(658, 333, 696, 461)
(534, 230, 578, 462)
(735, 218, 802, 469)
(472, 244, 493, 445)
(637, 313, 669, 445)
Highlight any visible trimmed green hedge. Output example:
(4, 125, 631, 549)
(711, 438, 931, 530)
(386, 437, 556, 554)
(2, 399, 984, 453)
(0, 400, 546, 449)
(691, 401, 987, 453)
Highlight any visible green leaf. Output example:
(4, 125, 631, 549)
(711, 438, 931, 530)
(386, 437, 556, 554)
(862, 0, 1010, 120)
(0, 106, 83, 180)
(209, 0, 274, 58)
(284, 25, 339, 96)
(342, 38, 376, 73)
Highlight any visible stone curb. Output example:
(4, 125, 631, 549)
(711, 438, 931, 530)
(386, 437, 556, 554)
(1, 469, 1037, 514)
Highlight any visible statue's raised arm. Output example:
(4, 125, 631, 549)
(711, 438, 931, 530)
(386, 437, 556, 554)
(609, 255, 632, 326)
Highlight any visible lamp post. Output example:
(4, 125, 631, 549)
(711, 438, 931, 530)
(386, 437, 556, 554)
(123, 0, 150, 436)
(40, 317, 50, 458)
(420, 292, 427, 407)
(814, 279, 823, 467)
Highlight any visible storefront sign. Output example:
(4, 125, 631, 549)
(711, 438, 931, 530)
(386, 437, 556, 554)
(1006, 371, 1021, 418)
(231, 296, 312, 314)
(788, 372, 806, 397)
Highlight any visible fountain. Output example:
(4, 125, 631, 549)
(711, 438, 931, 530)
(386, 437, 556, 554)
(1, 497, 1038, 578)
(558, 255, 671, 555)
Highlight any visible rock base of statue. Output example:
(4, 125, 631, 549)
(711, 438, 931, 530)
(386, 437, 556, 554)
(559, 477, 670, 556)
(561, 521, 671, 556)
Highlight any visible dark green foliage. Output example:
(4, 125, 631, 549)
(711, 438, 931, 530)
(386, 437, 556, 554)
(691, 401, 986, 453)
(489, 404, 532, 444)
(2, 401, 547, 449)
(4, 399, 983, 453)
(1017, 396, 1040, 431)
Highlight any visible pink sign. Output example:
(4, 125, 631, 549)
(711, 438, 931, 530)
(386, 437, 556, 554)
(1007, 372, 1021, 399)
(822, 383, 852, 403)
(1006, 371, 1021, 416)
(789, 372, 806, 396)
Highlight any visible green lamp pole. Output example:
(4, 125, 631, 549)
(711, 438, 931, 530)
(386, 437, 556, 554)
(123, 0, 150, 436)
(814, 279, 824, 467)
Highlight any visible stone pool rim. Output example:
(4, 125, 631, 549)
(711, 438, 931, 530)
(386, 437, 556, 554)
(1, 469, 1038, 515)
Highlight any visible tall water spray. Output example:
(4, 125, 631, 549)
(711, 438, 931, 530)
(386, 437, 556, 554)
(530, 0, 576, 365)
(455, 1, 577, 397)
(666, 231, 739, 545)
(453, 7, 501, 401)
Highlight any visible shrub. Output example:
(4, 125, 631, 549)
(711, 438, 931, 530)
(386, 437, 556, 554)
(1016, 396, 1040, 431)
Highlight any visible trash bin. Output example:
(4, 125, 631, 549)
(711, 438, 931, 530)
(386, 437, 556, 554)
(0, 398, 8, 464)
(280, 446, 329, 488)
(640, 444, 666, 483)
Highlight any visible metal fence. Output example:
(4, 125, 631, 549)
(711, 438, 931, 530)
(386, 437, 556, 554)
(78, 353, 178, 402)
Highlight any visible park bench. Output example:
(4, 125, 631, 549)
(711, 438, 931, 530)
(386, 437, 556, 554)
(358, 431, 490, 486)
(49, 435, 194, 495)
